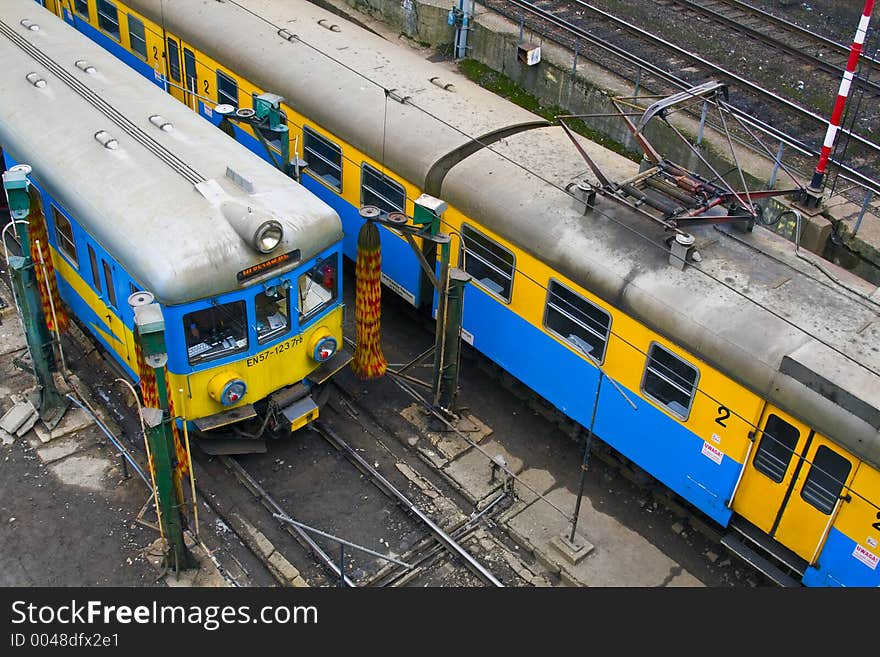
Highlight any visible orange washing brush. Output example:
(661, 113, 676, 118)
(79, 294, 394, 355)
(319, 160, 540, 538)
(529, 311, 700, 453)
(351, 220, 387, 379)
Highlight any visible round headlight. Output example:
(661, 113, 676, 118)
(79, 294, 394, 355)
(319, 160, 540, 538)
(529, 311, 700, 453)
(207, 372, 247, 406)
(312, 336, 337, 363)
(220, 379, 247, 406)
(254, 220, 283, 253)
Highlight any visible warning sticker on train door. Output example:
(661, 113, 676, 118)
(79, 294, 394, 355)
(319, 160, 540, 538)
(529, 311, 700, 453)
(853, 544, 878, 570)
(701, 441, 723, 465)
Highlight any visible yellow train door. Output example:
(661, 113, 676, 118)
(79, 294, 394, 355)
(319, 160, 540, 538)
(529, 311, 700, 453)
(42, 0, 67, 18)
(182, 45, 199, 112)
(731, 404, 854, 562)
(164, 35, 185, 104)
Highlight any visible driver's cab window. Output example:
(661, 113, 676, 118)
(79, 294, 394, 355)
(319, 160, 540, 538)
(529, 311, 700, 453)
(298, 256, 337, 322)
(184, 300, 248, 365)
(255, 286, 290, 344)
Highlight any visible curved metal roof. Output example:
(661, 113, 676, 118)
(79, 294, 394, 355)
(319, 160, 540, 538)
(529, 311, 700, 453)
(126, 0, 547, 190)
(0, 3, 341, 305)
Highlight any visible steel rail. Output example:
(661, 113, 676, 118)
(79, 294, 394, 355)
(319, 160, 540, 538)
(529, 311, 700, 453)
(482, 0, 880, 191)
(314, 420, 505, 587)
(667, 0, 880, 91)
(220, 455, 358, 587)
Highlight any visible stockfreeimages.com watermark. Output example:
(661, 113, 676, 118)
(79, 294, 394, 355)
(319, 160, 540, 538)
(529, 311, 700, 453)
(10, 599, 317, 633)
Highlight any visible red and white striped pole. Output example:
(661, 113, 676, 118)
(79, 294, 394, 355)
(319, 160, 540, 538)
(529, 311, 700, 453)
(807, 0, 874, 199)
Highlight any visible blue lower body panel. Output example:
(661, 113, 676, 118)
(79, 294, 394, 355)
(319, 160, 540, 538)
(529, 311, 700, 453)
(804, 528, 880, 587)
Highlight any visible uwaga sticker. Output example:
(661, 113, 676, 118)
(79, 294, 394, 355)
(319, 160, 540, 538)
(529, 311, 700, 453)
(853, 544, 879, 570)
(701, 441, 723, 465)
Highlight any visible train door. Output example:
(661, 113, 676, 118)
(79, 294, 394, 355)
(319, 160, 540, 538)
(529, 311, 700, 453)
(87, 246, 125, 362)
(183, 47, 198, 112)
(39, 0, 66, 19)
(164, 36, 185, 103)
(56, 0, 74, 23)
(731, 404, 855, 562)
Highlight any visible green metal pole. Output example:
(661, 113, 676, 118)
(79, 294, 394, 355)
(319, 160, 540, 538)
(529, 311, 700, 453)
(436, 268, 471, 412)
(431, 238, 451, 410)
(132, 300, 194, 572)
(3, 167, 68, 429)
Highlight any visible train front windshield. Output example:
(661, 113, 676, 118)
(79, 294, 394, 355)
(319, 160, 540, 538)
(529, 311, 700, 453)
(184, 300, 248, 365)
(180, 256, 338, 367)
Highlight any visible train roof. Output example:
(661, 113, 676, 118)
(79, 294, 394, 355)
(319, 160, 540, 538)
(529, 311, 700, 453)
(0, 2, 341, 305)
(125, 0, 547, 191)
(443, 126, 880, 466)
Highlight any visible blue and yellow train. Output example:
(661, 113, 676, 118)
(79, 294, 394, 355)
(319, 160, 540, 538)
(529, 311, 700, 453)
(0, 1, 348, 454)
(35, 0, 880, 586)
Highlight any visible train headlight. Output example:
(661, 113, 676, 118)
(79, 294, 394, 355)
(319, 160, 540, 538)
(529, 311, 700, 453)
(207, 372, 247, 406)
(310, 333, 337, 363)
(254, 220, 283, 253)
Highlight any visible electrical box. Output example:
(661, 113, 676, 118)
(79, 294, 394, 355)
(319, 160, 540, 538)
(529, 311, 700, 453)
(517, 45, 541, 66)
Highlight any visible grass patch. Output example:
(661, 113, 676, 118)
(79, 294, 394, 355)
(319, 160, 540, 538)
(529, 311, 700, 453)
(457, 59, 641, 161)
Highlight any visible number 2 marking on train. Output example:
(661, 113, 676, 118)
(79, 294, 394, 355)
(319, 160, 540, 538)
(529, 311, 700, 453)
(715, 405, 730, 427)
(152, 45, 159, 61)
(873, 511, 880, 531)
(203, 79, 210, 94)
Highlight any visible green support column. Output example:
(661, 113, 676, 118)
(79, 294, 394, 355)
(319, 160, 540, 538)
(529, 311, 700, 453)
(431, 237, 452, 410)
(3, 166, 68, 429)
(435, 268, 472, 412)
(132, 299, 194, 572)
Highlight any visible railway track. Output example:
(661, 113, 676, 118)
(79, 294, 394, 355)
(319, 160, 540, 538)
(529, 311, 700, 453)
(479, 0, 880, 191)
(658, 0, 880, 95)
(311, 419, 505, 586)
(207, 412, 507, 587)
(47, 257, 777, 587)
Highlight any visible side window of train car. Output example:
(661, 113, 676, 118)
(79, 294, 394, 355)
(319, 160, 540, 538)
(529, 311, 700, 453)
(216, 70, 238, 108)
(96, 0, 120, 41)
(166, 37, 181, 83)
(460, 224, 515, 303)
(127, 15, 147, 61)
(800, 446, 852, 514)
(73, 0, 89, 20)
(184, 301, 248, 365)
(641, 342, 699, 420)
(544, 280, 611, 363)
(255, 286, 290, 345)
(298, 256, 337, 324)
(102, 260, 117, 309)
(302, 126, 342, 191)
(88, 245, 102, 296)
(51, 207, 78, 267)
(752, 414, 800, 482)
(361, 163, 405, 215)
